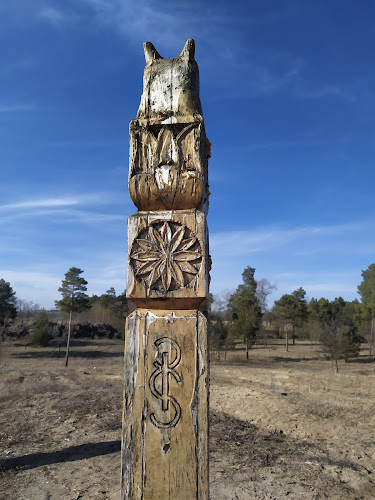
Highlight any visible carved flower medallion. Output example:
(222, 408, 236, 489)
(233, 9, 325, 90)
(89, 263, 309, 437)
(130, 221, 202, 293)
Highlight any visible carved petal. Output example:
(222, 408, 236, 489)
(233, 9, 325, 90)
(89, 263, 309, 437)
(161, 266, 172, 292)
(177, 237, 196, 251)
(136, 238, 158, 251)
(160, 222, 172, 248)
(156, 128, 178, 166)
(170, 260, 185, 287)
(131, 251, 160, 262)
(149, 226, 167, 252)
(170, 225, 185, 253)
(175, 261, 199, 275)
(135, 260, 160, 276)
(173, 250, 201, 262)
(147, 260, 165, 294)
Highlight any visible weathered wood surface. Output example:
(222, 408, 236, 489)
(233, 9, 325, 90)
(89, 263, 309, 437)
(127, 209, 208, 308)
(128, 38, 210, 213)
(122, 38, 210, 500)
(136, 39, 202, 125)
(128, 122, 210, 211)
(121, 310, 209, 500)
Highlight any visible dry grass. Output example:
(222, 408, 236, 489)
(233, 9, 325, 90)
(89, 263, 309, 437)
(0, 339, 374, 499)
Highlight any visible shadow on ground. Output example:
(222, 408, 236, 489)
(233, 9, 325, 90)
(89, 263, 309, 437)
(11, 349, 123, 359)
(0, 441, 121, 471)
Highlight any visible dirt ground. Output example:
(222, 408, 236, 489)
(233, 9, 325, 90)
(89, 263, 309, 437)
(0, 339, 374, 500)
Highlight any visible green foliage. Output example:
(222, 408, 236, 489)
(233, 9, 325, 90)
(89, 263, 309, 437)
(307, 296, 361, 364)
(358, 263, 375, 320)
(30, 310, 51, 347)
(113, 290, 129, 319)
(273, 287, 308, 333)
(320, 320, 361, 370)
(209, 317, 230, 351)
(228, 267, 262, 354)
(0, 279, 17, 326)
(99, 287, 116, 310)
(307, 297, 331, 324)
(55, 267, 91, 314)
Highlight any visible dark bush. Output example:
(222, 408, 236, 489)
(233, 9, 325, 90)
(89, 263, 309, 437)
(30, 311, 51, 347)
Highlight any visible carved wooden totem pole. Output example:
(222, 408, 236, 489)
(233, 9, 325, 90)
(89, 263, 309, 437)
(121, 39, 210, 499)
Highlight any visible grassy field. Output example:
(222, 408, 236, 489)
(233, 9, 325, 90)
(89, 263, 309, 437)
(0, 338, 374, 499)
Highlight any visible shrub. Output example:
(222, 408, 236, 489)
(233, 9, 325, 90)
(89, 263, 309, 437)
(30, 310, 51, 347)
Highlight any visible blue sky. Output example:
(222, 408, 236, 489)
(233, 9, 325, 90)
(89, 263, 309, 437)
(1, 0, 375, 309)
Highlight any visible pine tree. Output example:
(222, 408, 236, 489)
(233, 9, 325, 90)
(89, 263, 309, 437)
(358, 264, 375, 357)
(55, 267, 91, 367)
(228, 267, 262, 359)
(272, 288, 308, 351)
(0, 279, 17, 326)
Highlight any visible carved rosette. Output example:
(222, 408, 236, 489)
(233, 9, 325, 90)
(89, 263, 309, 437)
(130, 221, 202, 294)
(127, 210, 208, 307)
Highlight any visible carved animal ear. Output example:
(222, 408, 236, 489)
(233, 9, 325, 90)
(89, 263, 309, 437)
(143, 42, 162, 63)
(179, 38, 195, 61)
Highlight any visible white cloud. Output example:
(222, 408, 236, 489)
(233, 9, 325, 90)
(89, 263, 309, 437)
(210, 222, 364, 258)
(38, 6, 68, 26)
(208, 222, 372, 304)
(0, 269, 61, 309)
(32, 1, 355, 103)
(0, 193, 119, 212)
(0, 198, 80, 210)
(0, 253, 127, 309)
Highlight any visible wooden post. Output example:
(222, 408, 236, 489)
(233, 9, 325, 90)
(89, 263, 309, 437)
(121, 39, 210, 500)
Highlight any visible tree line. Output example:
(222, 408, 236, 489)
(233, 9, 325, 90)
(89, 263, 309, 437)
(2, 264, 375, 370)
(0, 267, 130, 366)
(208, 264, 375, 371)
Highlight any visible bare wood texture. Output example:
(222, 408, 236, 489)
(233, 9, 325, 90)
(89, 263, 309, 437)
(127, 210, 208, 307)
(128, 122, 209, 211)
(136, 39, 202, 126)
(121, 310, 209, 500)
(122, 38, 210, 500)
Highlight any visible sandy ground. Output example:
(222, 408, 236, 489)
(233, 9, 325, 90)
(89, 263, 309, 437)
(0, 338, 374, 499)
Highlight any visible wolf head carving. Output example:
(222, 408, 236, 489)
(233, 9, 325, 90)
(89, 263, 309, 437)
(136, 39, 203, 125)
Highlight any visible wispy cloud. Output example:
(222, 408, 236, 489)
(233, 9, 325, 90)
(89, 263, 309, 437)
(0, 198, 80, 211)
(0, 194, 131, 226)
(293, 83, 357, 102)
(0, 269, 61, 309)
(2, 58, 37, 74)
(0, 193, 120, 212)
(210, 222, 365, 258)
(32, 1, 356, 103)
(0, 249, 127, 308)
(0, 104, 36, 113)
(207, 49, 355, 101)
(209, 221, 372, 303)
(38, 6, 69, 26)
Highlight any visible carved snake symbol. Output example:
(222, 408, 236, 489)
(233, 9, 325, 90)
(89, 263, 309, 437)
(149, 337, 182, 429)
